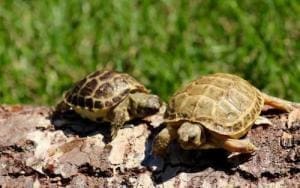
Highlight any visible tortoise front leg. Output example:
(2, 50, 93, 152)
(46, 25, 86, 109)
(109, 98, 131, 139)
(262, 93, 300, 112)
(152, 126, 177, 156)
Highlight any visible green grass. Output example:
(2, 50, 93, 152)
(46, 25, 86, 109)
(0, 0, 299, 105)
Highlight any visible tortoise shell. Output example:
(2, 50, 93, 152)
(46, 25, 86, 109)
(165, 73, 264, 138)
(64, 70, 149, 111)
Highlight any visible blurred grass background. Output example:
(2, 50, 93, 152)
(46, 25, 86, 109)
(0, 0, 299, 105)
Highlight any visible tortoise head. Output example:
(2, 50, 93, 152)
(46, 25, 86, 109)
(177, 122, 206, 150)
(128, 92, 161, 118)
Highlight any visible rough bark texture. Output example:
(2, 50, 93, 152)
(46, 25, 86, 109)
(0, 105, 299, 187)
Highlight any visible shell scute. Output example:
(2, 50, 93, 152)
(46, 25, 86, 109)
(78, 96, 85, 107)
(94, 82, 114, 98)
(85, 98, 93, 109)
(98, 70, 114, 80)
(70, 95, 78, 106)
(80, 79, 97, 96)
(88, 70, 101, 78)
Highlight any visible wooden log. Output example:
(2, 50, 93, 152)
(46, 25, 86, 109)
(0, 105, 299, 187)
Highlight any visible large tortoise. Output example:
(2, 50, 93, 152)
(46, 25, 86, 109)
(153, 73, 299, 156)
(61, 70, 161, 139)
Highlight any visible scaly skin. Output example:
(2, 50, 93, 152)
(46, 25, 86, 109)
(152, 126, 177, 156)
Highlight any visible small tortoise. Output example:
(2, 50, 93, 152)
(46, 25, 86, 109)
(61, 70, 161, 139)
(153, 73, 299, 156)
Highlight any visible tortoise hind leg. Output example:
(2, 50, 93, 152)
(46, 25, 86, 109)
(222, 138, 257, 153)
(254, 116, 273, 126)
(262, 93, 300, 112)
(210, 136, 257, 153)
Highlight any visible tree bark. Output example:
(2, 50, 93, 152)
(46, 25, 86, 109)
(0, 105, 299, 187)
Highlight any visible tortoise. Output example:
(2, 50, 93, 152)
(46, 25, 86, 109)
(60, 70, 161, 139)
(153, 73, 299, 156)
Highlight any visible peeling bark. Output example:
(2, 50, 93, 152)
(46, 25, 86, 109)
(0, 105, 299, 187)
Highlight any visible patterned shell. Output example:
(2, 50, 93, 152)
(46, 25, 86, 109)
(165, 73, 264, 138)
(64, 70, 149, 110)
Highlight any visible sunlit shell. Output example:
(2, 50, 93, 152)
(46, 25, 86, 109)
(165, 73, 264, 138)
